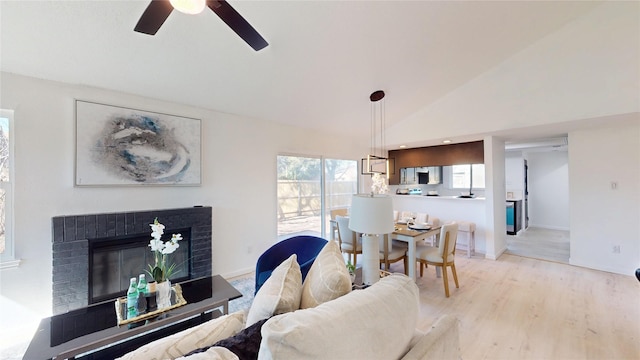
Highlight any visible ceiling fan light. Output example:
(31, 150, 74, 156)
(170, 0, 206, 14)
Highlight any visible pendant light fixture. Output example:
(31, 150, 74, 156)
(363, 90, 390, 179)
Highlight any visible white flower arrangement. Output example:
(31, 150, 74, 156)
(147, 218, 183, 283)
(371, 172, 389, 194)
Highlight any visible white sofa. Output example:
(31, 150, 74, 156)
(119, 240, 460, 360)
(257, 274, 461, 360)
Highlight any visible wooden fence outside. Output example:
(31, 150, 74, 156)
(277, 180, 356, 220)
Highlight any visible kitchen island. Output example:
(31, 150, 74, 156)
(393, 194, 486, 254)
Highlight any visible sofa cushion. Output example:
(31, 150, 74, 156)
(183, 318, 268, 360)
(116, 310, 245, 360)
(259, 274, 419, 360)
(211, 318, 267, 360)
(299, 239, 351, 309)
(246, 254, 302, 326)
(401, 315, 460, 360)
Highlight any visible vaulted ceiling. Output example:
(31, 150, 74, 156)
(0, 1, 611, 141)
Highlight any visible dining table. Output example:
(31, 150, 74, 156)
(330, 219, 442, 282)
(392, 223, 442, 281)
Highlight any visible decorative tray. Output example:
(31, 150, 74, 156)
(115, 283, 187, 326)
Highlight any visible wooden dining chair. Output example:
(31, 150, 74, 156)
(415, 212, 428, 224)
(379, 234, 408, 275)
(416, 222, 459, 297)
(330, 208, 349, 241)
(335, 215, 362, 268)
(400, 211, 413, 221)
(423, 217, 441, 246)
(330, 208, 348, 220)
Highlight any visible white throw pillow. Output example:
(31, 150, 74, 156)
(259, 274, 419, 360)
(116, 310, 245, 360)
(246, 254, 302, 327)
(176, 347, 239, 360)
(300, 239, 351, 309)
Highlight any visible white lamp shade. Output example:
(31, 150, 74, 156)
(349, 194, 395, 234)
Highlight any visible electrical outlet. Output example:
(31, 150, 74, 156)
(612, 245, 621, 254)
(611, 182, 618, 190)
(247, 245, 253, 254)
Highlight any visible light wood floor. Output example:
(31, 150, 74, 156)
(505, 227, 570, 264)
(388, 253, 640, 360)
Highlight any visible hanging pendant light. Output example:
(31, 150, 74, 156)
(363, 90, 390, 180)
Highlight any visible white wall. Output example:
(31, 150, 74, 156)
(505, 152, 524, 200)
(527, 151, 569, 230)
(0, 73, 368, 321)
(391, 196, 487, 254)
(385, 1, 639, 147)
(568, 120, 640, 275)
(484, 136, 507, 260)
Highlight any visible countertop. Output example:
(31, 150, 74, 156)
(393, 194, 485, 200)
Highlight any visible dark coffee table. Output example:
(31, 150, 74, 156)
(24, 275, 242, 360)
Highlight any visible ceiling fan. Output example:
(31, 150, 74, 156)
(134, 0, 268, 51)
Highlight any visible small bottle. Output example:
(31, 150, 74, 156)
(126, 277, 139, 319)
(137, 274, 149, 296)
(137, 274, 149, 315)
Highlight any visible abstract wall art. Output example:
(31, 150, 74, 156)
(75, 100, 201, 186)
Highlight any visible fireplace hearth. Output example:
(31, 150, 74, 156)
(52, 206, 212, 314)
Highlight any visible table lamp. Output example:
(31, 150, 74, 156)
(349, 194, 395, 285)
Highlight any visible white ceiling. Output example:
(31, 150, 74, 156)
(1, 1, 605, 139)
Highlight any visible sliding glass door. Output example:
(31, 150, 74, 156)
(323, 159, 358, 235)
(277, 155, 357, 238)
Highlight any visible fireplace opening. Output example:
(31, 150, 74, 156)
(88, 227, 191, 304)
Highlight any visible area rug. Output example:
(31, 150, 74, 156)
(228, 274, 256, 314)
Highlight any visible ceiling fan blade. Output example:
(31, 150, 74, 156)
(134, 0, 174, 35)
(207, 0, 268, 51)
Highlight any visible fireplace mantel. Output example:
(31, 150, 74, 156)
(51, 206, 212, 314)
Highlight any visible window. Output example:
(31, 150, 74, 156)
(451, 164, 485, 189)
(0, 109, 16, 268)
(277, 155, 357, 238)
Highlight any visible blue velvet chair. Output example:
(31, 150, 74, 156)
(254, 235, 328, 294)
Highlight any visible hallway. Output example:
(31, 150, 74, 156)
(505, 227, 570, 264)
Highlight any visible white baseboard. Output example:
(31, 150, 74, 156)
(569, 258, 632, 276)
(221, 267, 255, 280)
(485, 245, 507, 260)
(527, 223, 570, 231)
(0, 259, 22, 270)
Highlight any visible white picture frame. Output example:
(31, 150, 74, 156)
(75, 100, 201, 186)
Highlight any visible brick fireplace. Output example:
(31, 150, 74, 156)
(51, 206, 212, 314)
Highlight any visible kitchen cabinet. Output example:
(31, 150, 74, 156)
(430, 167, 442, 184)
(399, 166, 442, 185)
(417, 166, 442, 184)
(400, 167, 417, 185)
(388, 140, 484, 185)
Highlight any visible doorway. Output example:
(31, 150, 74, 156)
(504, 137, 570, 263)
